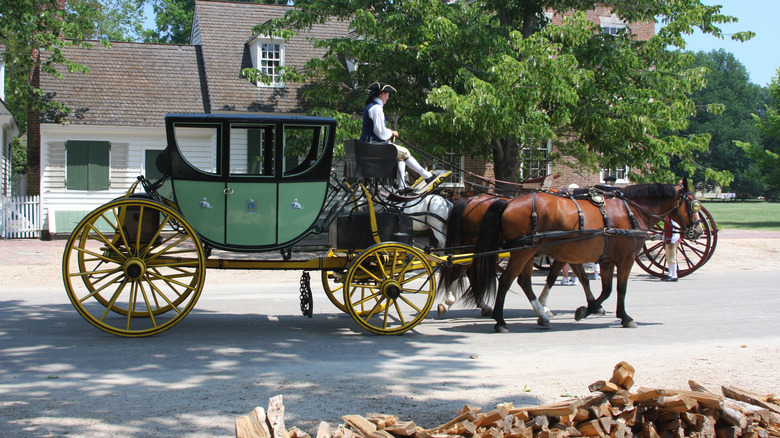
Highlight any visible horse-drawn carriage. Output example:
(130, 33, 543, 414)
(62, 113, 714, 337)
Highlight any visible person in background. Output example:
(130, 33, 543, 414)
(360, 81, 439, 193)
(662, 216, 680, 281)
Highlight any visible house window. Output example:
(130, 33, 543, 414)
(434, 152, 465, 188)
(248, 38, 285, 87)
(600, 14, 626, 36)
(66, 140, 110, 190)
(601, 166, 629, 183)
(520, 142, 551, 180)
(602, 25, 624, 35)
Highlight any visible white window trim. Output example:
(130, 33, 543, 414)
(519, 140, 552, 180)
(248, 36, 285, 88)
(437, 153, 465, 188)
(601, 166, 629, 184)
(600, 14, 626, 35)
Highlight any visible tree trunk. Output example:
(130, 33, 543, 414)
(491, 137, 520, 196)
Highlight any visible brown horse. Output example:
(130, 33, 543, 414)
(469, 181, 703, 332)
(437, 194, 600, 327)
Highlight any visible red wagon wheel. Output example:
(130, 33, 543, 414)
(635, 206, 718, 278)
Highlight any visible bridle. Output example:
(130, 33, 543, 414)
(609, 183, 703, 237)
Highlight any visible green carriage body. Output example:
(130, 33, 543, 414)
(158, 113, 336, 251)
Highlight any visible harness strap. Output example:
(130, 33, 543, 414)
(622, 198, 639, 230)
(531, 192, 539, 237)
(501, 228, 650, 252)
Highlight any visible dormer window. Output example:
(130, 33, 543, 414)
(248, 36, 285, 87)
(600, 14, 626, 35)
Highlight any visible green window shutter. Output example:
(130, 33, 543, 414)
(247, 129, 262, 174)
(89, 141, 110, 190)
(66, 141, 90, 190)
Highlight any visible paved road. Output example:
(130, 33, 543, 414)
(1, 253, 779, 437)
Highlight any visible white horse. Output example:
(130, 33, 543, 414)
(395, 194, 452, 248)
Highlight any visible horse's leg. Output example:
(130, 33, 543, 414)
(537, 259, 566, 317)
(516, 261, 551, 329)
(492, 254, 531, 333)
(438, 265, 466, 316)
(614, 263, 638, 328)
(570, 263, 603, 315)
(575, 262, 612, 321)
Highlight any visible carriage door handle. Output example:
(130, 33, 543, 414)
(224, 187, 234, 195)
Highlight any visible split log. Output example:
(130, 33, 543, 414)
(383, 422, 419, 437)
(236, 407, 272, 438)
(722, 386, 780, 415)
(268, 395, 290, 438)
(343, 415, 378, 438)
(609, 362, 636, 390)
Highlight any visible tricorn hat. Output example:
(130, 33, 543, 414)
(368, 81, 397, 94)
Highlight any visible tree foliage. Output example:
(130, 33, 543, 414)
(737, 68, 780, 198)
(677, 50, 767, 197)
(253, 0, 752, 187)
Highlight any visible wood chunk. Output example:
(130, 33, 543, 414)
(475, 405, 509, 427)
(609, 362, 636, 390)
(720, 406, 749, 429)
(316, 422, 332, 438)
(609, 390, 633, 408)
(368, 431, 396, 438)
(445, 420, 477, 435)
(610, 422, 631, 438)
(637, 422, 660, 438)
(577, 419, 606, 437)
(460, 404, 482, 415)
(598, 416, 613, 435)
(268, 395, 290, 438)
(342, 415, 378, 438)
(383, 422, 418, 437)
(675, 389, 724, 409)
(632, 388, 668, 404)
(367, 414, 398, 430)
(236, 407, 272, 438)
(523, 402, 579, 418)
(289, 427, 311, 438)
(722, 386, 780, 415)
(589, 380, 622, 393)
(716, 425, 742, 438)
(426, 411, 479, 434)
(657, 394, 699, 413)
(689, 380, 716, 394)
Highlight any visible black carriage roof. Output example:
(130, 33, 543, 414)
(164, 113, 337, 125)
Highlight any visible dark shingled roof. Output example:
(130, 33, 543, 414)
(40, 42, 208, 127)
(39, 0, 352, 126)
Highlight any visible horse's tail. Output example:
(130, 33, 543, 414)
(437, 198, 469, 299)
(466, 198, 508, 308)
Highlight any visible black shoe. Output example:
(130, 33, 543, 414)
(660, 276, 678, 282)
(424, 170, 442, 184)
(396, 187, 417, 196)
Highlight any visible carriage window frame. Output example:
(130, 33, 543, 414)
(281, 124, 329, 177)
(229, 123, 276, 177)
(172, 122, 221, 177)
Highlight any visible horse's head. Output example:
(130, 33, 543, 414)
(670, 179, 703, 239)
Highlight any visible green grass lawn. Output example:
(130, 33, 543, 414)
(701, 201, 780, 231)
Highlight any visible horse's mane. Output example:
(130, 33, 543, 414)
(620, 183, 677, 200)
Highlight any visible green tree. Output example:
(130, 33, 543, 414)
(251, 0, 752, 188)
(678, 50, 767, 197)
(737, 68, 780, 198)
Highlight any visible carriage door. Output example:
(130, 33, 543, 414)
(224, 124, 278, 246)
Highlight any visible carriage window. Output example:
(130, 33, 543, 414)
(173, 125, 219, 175)
(282, 125, 328, 176)
(230, 124, 276, 176)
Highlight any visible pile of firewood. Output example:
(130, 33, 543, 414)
(236, 362, 780, 438)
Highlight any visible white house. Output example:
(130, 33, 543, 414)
(35, 0, 349, 235)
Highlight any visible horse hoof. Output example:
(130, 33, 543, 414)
(437, 304, 448, 316)
(574, 306, 589, 321)
(494, 324, 509, 334)
(622, 320, 638, 328)
(536, 317, 551, 329)
(481, 306, 493, 317)
(596, 307, 606, 316)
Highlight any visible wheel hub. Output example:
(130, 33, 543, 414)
(123, 258, 146, 280)
(382, 280, 402, 300)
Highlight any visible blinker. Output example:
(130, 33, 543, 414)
(690, 200, 702, 212)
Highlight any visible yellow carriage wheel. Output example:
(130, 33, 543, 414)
(343, 242, 435, 335)
(321, 249, 386, 316)
(62, 198, 206, 337)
